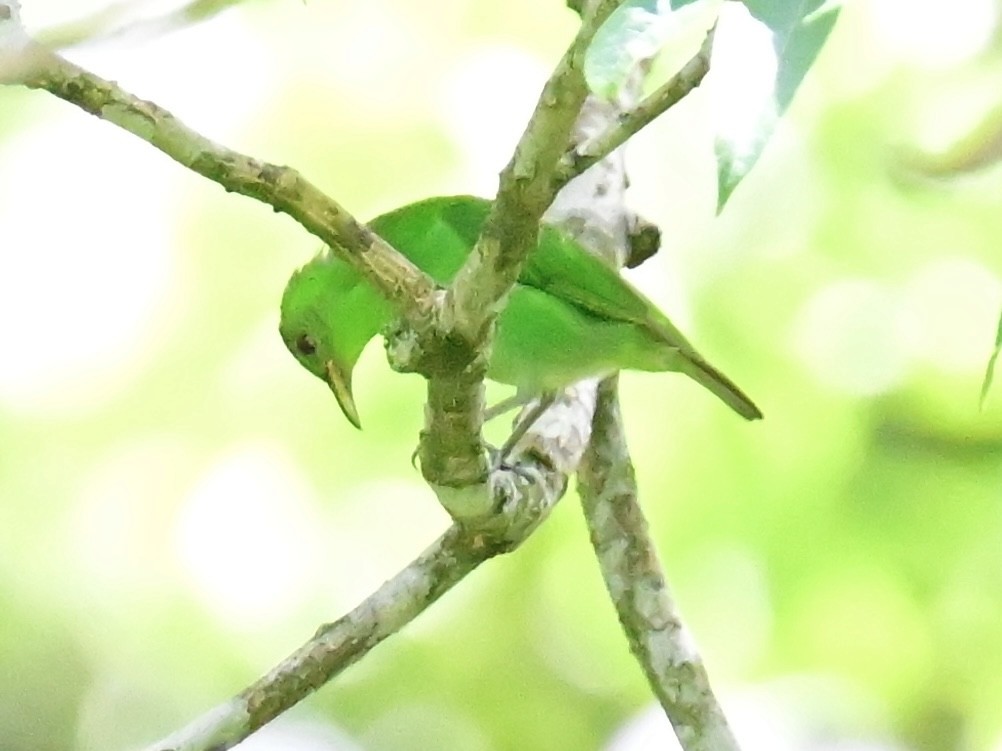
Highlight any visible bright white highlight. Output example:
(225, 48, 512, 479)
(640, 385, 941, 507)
(173, 444, 324, 627)
(0, 120, 174, 417)
(869, 0, 997, 69)
(439, 45, 550, 194)
(0, 12, 272, 418)
(710, 3, 780, 170)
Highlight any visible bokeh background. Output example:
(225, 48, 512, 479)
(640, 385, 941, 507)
(2, 1, 1001, 750)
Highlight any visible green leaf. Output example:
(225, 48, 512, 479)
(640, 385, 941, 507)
(714, 0, 840, 211)
(979, 307, 1002, 408)
(584, 0, 710, 100)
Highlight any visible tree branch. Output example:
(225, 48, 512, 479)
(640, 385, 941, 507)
(554, 10, 739, 748)
(554, 27, 715, 187)
(446, 1, 625, 340)
(579, 379, 741, 751)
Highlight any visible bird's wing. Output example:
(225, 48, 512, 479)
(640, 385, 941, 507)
(370, 195, 488, 282)
(378, 195, 695, 353)
(520, 225, 698, 352)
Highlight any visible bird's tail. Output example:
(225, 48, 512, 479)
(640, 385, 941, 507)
(678, 354, 763, 421)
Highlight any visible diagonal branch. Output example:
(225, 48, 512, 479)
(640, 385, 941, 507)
(579, 378, 741, 751)
(561, 10, 740, 747)
(554, 27, 715, 187)
(446, 0, 627, 341)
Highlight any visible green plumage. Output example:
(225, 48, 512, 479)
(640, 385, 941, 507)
(279, 195, 761, 428)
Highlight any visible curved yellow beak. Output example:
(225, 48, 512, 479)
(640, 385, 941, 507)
(325, 360, 361, 429)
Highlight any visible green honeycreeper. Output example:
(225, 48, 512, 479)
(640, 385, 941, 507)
(279, 195, 762, 428)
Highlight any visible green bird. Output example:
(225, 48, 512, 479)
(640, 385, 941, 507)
(280, 195, 762, 428)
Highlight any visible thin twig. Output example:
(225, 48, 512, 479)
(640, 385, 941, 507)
(554, 27, 715, 186)
(579, 378, 742, 751)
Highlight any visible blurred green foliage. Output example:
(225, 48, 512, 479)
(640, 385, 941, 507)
(1, 1, 1002, 751)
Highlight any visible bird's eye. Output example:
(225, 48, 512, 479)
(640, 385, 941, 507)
(296, 333, 317, 355)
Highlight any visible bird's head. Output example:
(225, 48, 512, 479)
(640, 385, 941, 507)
(279, 251, 388, 430)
